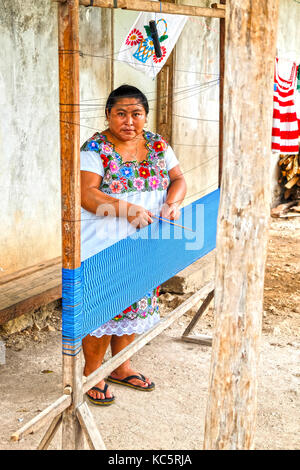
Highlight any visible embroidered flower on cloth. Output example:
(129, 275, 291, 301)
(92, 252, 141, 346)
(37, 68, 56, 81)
(119, 177, 128, 190)
(110, 287, 159, 323)
(123, 306, 132, 314)
(138, 298, 148, 310)
(162, 178, 169, 190)
(103, 172, 111, 184)
(158, 159, 166, 169)
(133, 178, 145, 191)
(109, 180, 123, 194)
(143, 36, 154, 51)
(153, 140, 167, 152)
(100, 154, 109, 168)
(102, 144, 113, 154)
(149, 176, 160, 189)
(126, 28, 143, 46)
(139, 166, 151, 179)
(114, 314, 124, 322)
(109, 161, 119, 173)
(153, 46, 167, 64)
(87, 140, 100, 152)
(120, 166, 134, 178)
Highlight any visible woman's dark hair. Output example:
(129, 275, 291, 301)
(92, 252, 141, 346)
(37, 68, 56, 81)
(105, 84, 149, 116)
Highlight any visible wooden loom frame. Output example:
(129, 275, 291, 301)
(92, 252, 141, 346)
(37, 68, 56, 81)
(10, 0, 279, 450)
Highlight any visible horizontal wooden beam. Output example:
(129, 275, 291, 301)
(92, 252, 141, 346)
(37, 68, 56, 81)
(83, 281, 214, 394)
(11, 394, 71, 442)
(54, 0, 225, 18)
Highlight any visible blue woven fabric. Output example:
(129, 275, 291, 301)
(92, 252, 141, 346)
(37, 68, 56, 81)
(62, 189, 219, 346)
(62, 266, 83, 354)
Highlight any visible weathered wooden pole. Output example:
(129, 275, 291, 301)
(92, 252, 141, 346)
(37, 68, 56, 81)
(218, 0, 225, 187)
(58, 0, 84, 450)
(55, 0, 225, 18)
(204, 0, 279, 450)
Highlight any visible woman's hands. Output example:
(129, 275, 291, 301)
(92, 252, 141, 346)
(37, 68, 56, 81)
(127, 203, 154, 229)
(160, 202, 181, 221)
(127, 202, 181, 229)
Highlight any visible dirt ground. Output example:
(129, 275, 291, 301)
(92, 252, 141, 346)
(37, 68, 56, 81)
(0, 217, 299, 450)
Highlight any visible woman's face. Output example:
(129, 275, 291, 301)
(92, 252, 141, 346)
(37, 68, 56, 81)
(106, 98, 147, 141)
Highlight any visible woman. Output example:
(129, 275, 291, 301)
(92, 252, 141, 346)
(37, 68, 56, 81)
(80, 84, 186, 405)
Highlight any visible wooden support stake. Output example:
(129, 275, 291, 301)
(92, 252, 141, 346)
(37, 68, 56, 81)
(37, 414, 62, 450)
(181, 334, 212, 346)
(76, 402, 106, 450)
(182, 289, 214, 338)
(54, 0, 225, 18)
(58, 0, 84, 450)
(203, 0, 279, 450)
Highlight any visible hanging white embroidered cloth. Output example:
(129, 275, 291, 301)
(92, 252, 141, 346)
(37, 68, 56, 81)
(117, 10, 187, 78)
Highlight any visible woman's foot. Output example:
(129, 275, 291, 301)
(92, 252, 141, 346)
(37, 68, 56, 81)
(108, 369, 154, 390)
(86, 379, 115, 405)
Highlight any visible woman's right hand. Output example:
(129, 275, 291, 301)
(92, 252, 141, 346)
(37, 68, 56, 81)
(127, 204, 154, 229)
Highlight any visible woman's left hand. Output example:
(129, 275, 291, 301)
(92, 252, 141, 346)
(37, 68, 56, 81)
(160, 202, 181, 221)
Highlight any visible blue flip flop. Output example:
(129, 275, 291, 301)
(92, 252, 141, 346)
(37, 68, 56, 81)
(106, 373, 155, 391)
(86, 384, 115, 406)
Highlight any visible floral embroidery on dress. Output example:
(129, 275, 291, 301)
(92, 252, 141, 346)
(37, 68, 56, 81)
(80, 130, 170, 195)
(111, 287, 160, 323)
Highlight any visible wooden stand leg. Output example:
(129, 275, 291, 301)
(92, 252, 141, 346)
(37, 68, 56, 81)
(58, 0, 84, 450)
(181, 289, 214, 346)
(203, 0, 279, 450)
(76, 402, 106, 450)
(37, 414, 62, 450)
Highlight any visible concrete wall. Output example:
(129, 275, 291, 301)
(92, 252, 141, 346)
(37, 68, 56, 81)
(0, 1, 112, 275)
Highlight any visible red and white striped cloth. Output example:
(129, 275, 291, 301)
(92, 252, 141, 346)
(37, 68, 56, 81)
(272, 58, 299, 154)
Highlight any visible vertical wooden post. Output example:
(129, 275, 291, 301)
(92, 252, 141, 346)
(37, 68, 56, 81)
(204, 0, 279, 450)
(156, 0, 175, 144)
(58, 0, 84, 450)
(218, 0, 225, 187)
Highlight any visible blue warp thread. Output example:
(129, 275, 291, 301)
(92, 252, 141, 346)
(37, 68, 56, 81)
(62, 266, 82, 355)
(62, 189, 220, 348)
